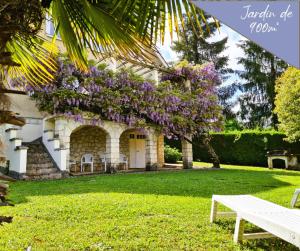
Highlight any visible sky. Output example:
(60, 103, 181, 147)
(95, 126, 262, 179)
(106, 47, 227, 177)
(158, 23, 246, 72)
(157, 23, 247, 113)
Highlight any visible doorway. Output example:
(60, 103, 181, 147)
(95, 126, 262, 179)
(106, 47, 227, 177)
(129, 133, 146, 168)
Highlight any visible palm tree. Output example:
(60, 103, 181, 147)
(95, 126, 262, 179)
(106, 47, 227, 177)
(0, 0, 210, 141)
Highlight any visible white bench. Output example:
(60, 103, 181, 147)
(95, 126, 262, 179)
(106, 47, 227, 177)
(210, 195, 300, 248)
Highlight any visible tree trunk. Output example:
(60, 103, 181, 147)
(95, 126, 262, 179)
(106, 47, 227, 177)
(200, 135, 220, 168)
(183, 134, 220, 168)
(269, 56, 278, 128)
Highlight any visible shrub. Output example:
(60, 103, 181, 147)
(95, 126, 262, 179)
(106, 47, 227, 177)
(275, 67, 300, 142)
(165, 130, 300, 167)
(164, 145, 182, 163)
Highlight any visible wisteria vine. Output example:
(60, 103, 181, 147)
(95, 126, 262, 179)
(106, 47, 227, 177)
(14, 59, 223, 139)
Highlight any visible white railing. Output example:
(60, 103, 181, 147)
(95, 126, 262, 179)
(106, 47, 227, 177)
(4, 127, 27, 174)
(42, 130, 67, 171)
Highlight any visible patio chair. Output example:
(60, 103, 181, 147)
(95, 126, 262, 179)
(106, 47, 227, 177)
(210, 194, 300, 248)
(100, 153, 108, 172)
(81, 154, 94, 173)
(119, 153, 128, 170)
(291, 188, 300, 208)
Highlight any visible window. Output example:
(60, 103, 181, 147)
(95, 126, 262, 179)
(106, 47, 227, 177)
(25, 118, 42, 125)
(137, 135, 146, 139)
(129, 134, 135, 139)
(45, 16, 61, 39)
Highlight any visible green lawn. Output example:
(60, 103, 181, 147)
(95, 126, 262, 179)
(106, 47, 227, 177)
(0, 163, 300, 250)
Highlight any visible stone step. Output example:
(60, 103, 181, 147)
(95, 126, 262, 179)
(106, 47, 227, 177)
(27, 157, 53, 163)
(27, 151, 48, 156)
(23, 138, 63, 180)
(27, 163, 55, 169)
(26, 168, 59, 175)
(27, 152, 49, 157)
(27, 160, 53, 165)
(24, 172, 62, 180)
(27, 155, 52, 160)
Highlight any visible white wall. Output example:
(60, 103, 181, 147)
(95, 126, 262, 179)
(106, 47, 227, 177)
(0, 126, 6, 166)
(7, 93, 45, 142)
(2, 128, 27, 173)
(7, 93, 43, 118)
(19, 118, 43, 142)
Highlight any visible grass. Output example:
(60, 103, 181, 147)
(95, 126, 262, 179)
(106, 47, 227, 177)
(0, 163, 300, 251)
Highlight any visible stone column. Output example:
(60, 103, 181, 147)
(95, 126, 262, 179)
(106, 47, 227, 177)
(157, 134, 165, 168)
(182, 136, 193, 169)
(106, 133, 120, 173)
(182, 79, 193, 169)
(145, 132, 158, 171)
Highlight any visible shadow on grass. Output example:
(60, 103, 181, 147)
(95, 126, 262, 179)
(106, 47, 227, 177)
(9, 167, 300, 204)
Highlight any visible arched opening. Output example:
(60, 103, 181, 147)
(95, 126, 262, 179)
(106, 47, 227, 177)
(272, 158, 286, 169)
(119, 129, 148, 169)
(69, 125, 109, 173)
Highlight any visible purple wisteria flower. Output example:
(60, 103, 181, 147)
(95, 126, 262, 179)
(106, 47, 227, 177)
(26, 59, 223, 139)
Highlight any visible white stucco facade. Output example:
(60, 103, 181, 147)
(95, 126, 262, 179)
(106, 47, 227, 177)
(0, 20, 171, 178)
(0, 94, 165, 177)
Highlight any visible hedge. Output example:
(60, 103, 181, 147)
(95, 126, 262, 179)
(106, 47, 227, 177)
(165, 131, 300, 167)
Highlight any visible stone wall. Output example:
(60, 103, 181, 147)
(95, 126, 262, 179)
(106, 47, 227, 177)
(70, 126, 107, 171)
(119, 130, 130, 166)
(53, 117, 163, 171)
(157, 134, 164, 168)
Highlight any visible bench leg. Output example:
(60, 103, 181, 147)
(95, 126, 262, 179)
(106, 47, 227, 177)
(234, 216, 245, 243)
(291, 191, 300, 208)
(210, 199, 218, 223)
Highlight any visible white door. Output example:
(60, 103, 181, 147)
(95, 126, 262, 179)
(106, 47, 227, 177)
(129, 134, 146, 168)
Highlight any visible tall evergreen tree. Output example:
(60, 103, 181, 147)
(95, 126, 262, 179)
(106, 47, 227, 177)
(238, 41, 288, 128)
(172, 15, 230, 76)
(172, 14, 235, 118)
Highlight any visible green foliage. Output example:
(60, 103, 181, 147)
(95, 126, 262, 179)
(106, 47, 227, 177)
(224, 119, 243, 131)
(172, 13, 237, 119)
(275, 67, 300, 142)
(166, 130, 300, 166)
(164, 145, 182, 163)
(238, 41, 288, 128)
(2, 1, 215, 87)
(0, 166, 299, 250)
(172, 14, 229, 74)
(49, 0, 211, 69)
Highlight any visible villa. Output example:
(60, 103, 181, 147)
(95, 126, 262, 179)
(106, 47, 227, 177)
(0, 19, 193, 180)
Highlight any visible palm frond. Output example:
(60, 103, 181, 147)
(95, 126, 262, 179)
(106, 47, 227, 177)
(110, 0, 207, 44)
(50, 0, 158, 70)
(48, 0, 210, 69)
(0, 37, 58, 87)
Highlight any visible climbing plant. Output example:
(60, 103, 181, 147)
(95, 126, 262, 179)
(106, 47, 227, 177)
(13, 59, 222, 140)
